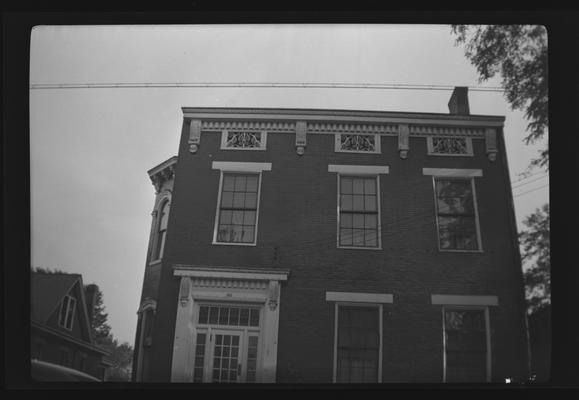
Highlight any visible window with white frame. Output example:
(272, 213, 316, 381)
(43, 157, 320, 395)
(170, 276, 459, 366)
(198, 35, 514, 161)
(335, 305, 381, 383)
(215, 173, 260, 244)
(58, 294, 76, 331)
(443, 308, 489, 382)
(221, 131, 267, 150)
(335, 134, 380, 153)
(338, 175, 380, 248)
(427, 136, 473, 156)
(434, 178, 481, 251)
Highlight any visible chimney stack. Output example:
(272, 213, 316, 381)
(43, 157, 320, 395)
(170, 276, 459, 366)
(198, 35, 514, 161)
(85, 284, 98, 323)
(448, 86, 470, 115)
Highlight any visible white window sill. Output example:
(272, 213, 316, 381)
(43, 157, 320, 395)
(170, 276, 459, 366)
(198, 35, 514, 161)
(148, 259, 162, 266)
(438, 249, 483, 253)
(426, 152, 474, 157)
(212, 241, 257, 247)
(337, 245, 382, 251)
(219, 147, 267, 151)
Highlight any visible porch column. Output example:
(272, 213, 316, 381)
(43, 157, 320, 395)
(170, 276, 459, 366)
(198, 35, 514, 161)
(171, 277, 194, 382)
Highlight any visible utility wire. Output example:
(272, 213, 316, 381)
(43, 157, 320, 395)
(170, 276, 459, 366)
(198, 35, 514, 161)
(512, 174, 548, 189)
(29, 81, 506, 92)
(511, 171, 548, 184)
(513, 184, 549, 198)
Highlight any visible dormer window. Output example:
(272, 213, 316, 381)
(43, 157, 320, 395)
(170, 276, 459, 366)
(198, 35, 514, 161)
(58, 294, 76, 331)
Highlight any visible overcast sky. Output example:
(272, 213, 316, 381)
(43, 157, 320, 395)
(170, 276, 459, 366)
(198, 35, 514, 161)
(29, 24, 548, 345)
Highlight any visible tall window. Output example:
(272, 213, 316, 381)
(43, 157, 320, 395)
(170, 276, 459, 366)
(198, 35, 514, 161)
(215, 173, 260, 244)
(339, 176, 380, 248)
(59, 294, 76, 331)
(335, 306, 380, 383)
(434, 178, 480, 250)
(153, 200, 169, 260)
(444, 308, 489, 382)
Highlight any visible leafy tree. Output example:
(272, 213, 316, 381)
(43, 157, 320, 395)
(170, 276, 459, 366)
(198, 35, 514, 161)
(451, 25, 548, 169)
(86, 285, 112, 344)
(519, 204, 550, 313)
(98, 335, 134, 381)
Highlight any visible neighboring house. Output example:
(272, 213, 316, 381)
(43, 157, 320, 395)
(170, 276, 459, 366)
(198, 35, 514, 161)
(132, 87, 529, 383)
(31, 272, 110, 380)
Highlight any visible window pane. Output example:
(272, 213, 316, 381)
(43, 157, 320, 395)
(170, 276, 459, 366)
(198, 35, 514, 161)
(221, 191, 233, 208)
(232, 192, 245, 208)
(229, 307, 239, 325)
(231, 210, 244, 225)
(341, 177, 353, 194)
(352, 214, 364, 229)
(352, 195, 364, 211)
(352, 179, 364, 194)
(243, 211, 256, 225)
(365, 230, 378, 247)
(364, 178, 376, 195)
(439, 216, 477, 250)
(223, 175, 235, 191)
(365, 214, 377, 229)
(340, 213, 353, 228)
(352, 229, 365, 246)
(364, 195, 377, 212)
(244, 193, 257, 209)
(445, 309, 487, 382)
(217, 225, 233, 242)
(219, 210, 233, 225)
(241, 226, 255, 243)
(240, 309, 249, 326)
(249, 309, 260, 326)
(234, 175, 246, 191)
(198, 306, 209, 324)
(341, 195, 353, 211)
(246, 176, 258, 192)
(340, 228, 353, 246)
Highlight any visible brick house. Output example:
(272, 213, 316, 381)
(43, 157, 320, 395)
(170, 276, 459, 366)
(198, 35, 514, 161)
(132, 87, 529, 383)
(31, 272, 111, 380)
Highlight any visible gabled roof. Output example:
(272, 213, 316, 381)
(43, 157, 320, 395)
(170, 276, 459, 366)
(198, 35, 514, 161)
(31, 271, 94, 343)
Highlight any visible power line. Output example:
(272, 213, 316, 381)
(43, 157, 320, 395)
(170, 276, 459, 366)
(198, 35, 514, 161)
(511, 171, 548, 184)
(29, 81, 506, 92)
(513, 184, 549, 198)
(512, 174, 549, 189)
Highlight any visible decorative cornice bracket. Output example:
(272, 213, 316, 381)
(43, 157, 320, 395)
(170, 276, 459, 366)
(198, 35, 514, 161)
(295, 121, 307, 155)
(188, 119, 202, 153)
(398, 124, 410, 159)
(485, 128, 498, 161)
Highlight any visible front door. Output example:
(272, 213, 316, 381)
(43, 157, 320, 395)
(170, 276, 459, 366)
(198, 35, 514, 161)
(193, 327, 260, 383)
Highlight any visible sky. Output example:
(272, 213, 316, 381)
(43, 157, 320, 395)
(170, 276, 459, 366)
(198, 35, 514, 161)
(29, 24, 549, 345)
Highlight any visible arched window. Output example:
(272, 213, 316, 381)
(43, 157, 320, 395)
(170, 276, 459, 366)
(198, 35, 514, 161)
(153, 200, 169, 261)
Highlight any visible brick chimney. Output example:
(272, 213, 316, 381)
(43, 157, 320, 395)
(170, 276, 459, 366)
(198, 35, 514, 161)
(85, 284, 98, 323)
(448, 86, 470, 115)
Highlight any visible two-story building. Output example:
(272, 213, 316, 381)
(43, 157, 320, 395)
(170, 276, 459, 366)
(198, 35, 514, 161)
(132, 87, 529, 383)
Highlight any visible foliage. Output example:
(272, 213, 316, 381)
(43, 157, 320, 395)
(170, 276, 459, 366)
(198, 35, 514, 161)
(32, 266, 67, 274)
(98, 335, 134, 381)
(86, 285, 112, 344)
(519, 204, 550, 313)
(452, 25, 548, 169)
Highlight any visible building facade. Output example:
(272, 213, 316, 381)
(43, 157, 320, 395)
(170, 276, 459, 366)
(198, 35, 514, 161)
(132, 88, 529, 383)
(31, 272, 110, 380)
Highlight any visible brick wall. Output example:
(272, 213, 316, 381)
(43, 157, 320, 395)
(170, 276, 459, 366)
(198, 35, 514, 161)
(145, 118, 528, 382)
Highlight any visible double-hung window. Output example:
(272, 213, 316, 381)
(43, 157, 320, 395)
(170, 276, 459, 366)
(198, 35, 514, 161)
(444, 308, 489, 382)
(59, 294, 76, 331)
(434, 178, 480, 251)
(339, 176, 379, 248)
(336, 305, 381, 383)
(423, 168, 483, 251)
(212, 162, 271, 245)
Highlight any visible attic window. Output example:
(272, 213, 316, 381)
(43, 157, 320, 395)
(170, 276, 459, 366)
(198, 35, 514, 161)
(221, 131, 267, 150)
(335, 134, 380, 153)
(59, 294, 76, 331)
(427, 137, 473, 156)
